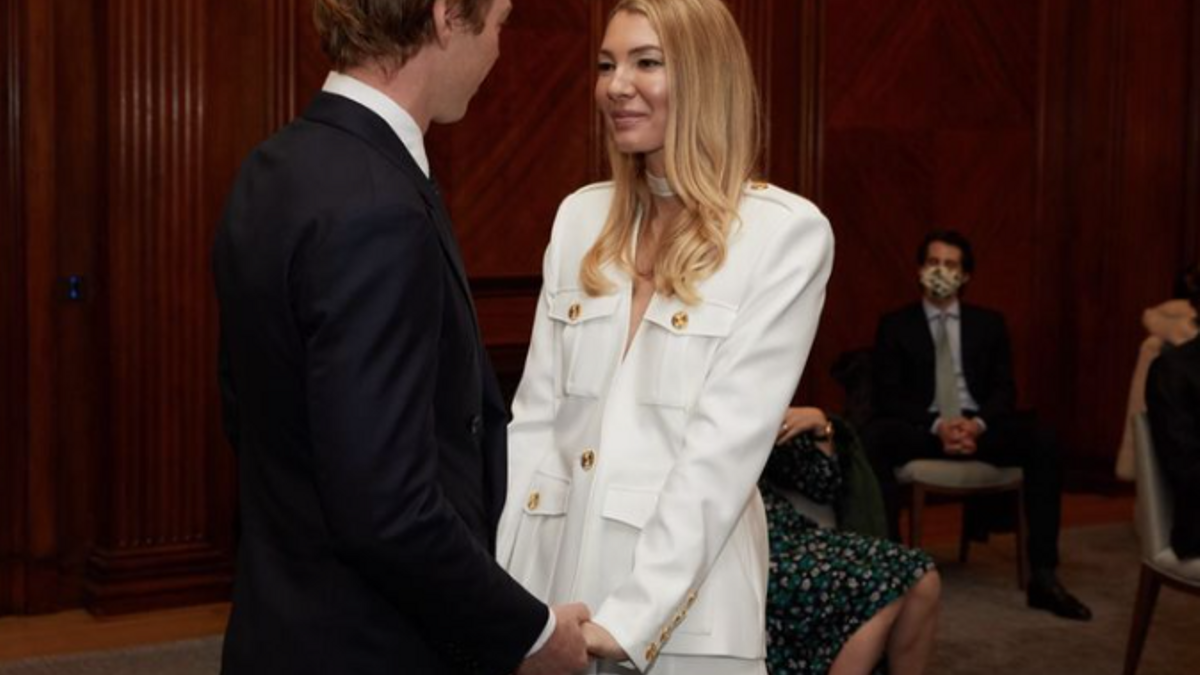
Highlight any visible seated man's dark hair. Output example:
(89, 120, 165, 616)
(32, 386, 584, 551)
(917, 229, 975, 275)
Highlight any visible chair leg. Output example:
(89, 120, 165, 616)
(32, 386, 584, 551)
(958, 505, 971, 563)
(909, 484, 925, 549)
(1015, 484, 1029, 590)
(1123, 564, 1163, 675)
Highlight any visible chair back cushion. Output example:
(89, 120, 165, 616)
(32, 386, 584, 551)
(1134, 412, 1174, 560)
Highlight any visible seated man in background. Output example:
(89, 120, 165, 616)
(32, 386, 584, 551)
(862, 230, 1092, 621)
(1145, 279, 1200, 561)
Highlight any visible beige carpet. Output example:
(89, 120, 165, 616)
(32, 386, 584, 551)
(0, 523, 1194, 674)
(929, 523, 1198, 675)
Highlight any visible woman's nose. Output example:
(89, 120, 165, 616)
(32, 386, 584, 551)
(607, 67, 634, 99)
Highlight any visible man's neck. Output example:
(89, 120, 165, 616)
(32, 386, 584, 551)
(343, 58, 435, 132)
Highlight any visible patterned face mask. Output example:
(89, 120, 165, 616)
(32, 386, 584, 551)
(919, 264, 965, 300)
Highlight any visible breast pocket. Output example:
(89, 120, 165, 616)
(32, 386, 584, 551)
(548, 291, 620, 398)
(634, 299, 738, 409)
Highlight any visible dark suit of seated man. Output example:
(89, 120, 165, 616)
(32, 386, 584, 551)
(1146, 300, 1200, 560)
(862, 229, 1092, 621)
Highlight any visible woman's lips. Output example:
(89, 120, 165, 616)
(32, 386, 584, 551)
(610, 111, 648, 130)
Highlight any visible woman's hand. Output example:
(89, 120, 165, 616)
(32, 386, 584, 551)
(582, 621, 627, 661)
(776, 407, 834, 455)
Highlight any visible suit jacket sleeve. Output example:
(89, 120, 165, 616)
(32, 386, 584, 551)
(871, 313, 930, 425)
(1146, 356, 1200, 493)
(293, 205, 544, 675)
(592, 212, 834, 671)
(217, 331, 240, 455)
(977, 313, 1016, 422)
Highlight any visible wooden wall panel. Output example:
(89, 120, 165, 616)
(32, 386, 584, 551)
(819, 0, 1042, 413)
(820, 0, 1200, 482)
(14, 0, 65, 615)
(84, 0, 232, 614)
(0, 0, 29, 616)
(1032, 0, 1196, 479)
(265, 0, 299, 132)
(422, 1, 598, 372)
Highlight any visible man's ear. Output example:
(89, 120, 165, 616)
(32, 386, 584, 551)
(432, 0, 456, 45)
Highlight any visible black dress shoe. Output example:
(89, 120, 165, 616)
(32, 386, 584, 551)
(1027, 577, 1093, 621)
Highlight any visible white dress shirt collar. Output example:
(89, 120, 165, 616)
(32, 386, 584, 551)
(321, 71, 430, 178)
(923, 298, 961, 321)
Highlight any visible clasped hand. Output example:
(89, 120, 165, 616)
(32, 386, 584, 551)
(516, 603, 627, 675)
(938, 417, 982, 455)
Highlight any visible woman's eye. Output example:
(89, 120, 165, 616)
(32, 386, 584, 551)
(597, 61, 615, 73)
(638, 58, 664, 69)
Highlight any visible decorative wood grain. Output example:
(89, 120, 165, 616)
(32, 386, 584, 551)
(15, 0, 64, 615)
(821, 0, 1041, 417)
(1186, 1, 1200, 262)
(87, 0, 231, 613)
(265, 0, 298, 132)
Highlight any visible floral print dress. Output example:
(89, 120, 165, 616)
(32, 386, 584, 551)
(760, 435, 935, 675)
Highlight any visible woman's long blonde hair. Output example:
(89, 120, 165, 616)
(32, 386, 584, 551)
(580, 0, 761, 304)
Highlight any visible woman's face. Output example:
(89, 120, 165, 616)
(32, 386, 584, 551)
(596, 11, 670, 170)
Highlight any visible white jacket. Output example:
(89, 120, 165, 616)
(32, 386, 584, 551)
(497, 181, 833, 672)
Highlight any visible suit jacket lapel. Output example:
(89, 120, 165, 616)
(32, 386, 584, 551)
(301, 93, 481, 336)
(421, 182, 480, 325)
(907, 303, 935, 364)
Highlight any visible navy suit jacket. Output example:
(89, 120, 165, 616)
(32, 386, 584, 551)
(871, 301, 1017, 427)
(213, 92, 545, 675)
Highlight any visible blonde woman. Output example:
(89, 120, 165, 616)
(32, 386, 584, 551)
(497, 1, 833, 673)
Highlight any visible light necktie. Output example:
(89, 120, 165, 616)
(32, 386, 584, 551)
(935, 313, 962, 419)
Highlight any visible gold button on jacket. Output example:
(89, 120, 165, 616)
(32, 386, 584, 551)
(581, 448, 596, 471)
(526, 491, 540, 511)
(671, 311, 689, 330)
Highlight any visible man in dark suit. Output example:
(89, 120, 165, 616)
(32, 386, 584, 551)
(1145, 289, 1200, 561)
(863, 230, 1092, 620)
(212, 1, 590, 673)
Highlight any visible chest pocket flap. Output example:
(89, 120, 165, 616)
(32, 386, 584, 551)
(637, 299, 738, 408)
(642, 298, 738, 337)
(548, 291, 621, 398)
(548, 291, 620, 325)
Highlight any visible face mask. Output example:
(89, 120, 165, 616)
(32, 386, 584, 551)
(920, 265, 965, 300)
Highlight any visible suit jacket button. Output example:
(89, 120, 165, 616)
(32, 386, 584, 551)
(671, 311, 689, 330)
(581, 449, 596, 471)
(568, 303, 582, 322)
(645, 642, 659, 662)
(469, 414, 483, 437)
(527, 491, 541, 511)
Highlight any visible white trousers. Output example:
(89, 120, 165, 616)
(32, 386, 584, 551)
(591, 655, 767, 675)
